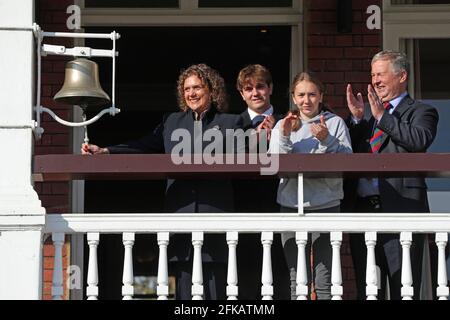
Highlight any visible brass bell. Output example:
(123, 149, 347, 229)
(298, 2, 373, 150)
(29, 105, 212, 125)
(54, 58, 110, 107)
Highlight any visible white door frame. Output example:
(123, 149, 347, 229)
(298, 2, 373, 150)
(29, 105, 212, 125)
(382, 0, 450, 300)
(383, 0, 450, 48)
(383, 0, 450, 94)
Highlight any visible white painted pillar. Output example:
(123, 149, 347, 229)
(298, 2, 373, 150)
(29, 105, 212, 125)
(331, 232, 343, 300)
(400, 232, 414, 300)
(121, 232, 135, 300)
(51, 233, 65, 300)
(157, 232, 170, 300)
(86, 233, 99, 300)
(365, 232, 378, 300)
(191, 232, 204, 300)
(226, 232, 239, 300)
(261, 232, 274, 300)
(297, 173, 304, 215)
(295, 232, 308, 300)
(435, 233, 449, 300)
(0, 0, 46, 300)
(0, 221, 45, 299)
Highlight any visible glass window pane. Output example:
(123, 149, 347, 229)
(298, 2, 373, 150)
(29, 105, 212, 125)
(416, 39, 450, 100)
(198, 0, 292, 8)
(415, 39, 450, 199)
(85, 0, 179, 8)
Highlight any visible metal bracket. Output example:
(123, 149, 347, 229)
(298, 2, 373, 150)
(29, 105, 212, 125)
(42, 44, 118, 58)
(31, 23, 120, 140)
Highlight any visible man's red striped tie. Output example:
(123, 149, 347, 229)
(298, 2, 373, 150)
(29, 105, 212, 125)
(369, 102, 392, 153)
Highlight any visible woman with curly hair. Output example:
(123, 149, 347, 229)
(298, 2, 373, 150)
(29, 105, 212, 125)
(81, 63, 243, 300)
(176, 63, 229, 114)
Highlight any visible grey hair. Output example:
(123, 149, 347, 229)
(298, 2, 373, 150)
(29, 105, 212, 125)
(371, 50, 409, 75)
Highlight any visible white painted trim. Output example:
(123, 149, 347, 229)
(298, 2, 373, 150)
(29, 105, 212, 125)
(382, 1, 450, 98)
(290, 23, 304, 85)
(383, 0, 450, 13)
(45, 213, 450, 234)
(82, 7, 301, 16)
(383, 23, 450, 51)
(81, 1, 303, 27)
(82, 14, 302, 27)
(0, 214, 46, 230)
(297, 173, 304, 215)
(383, 1, 450, 51)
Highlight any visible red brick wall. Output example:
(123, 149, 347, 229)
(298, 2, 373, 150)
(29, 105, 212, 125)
(306, 0, 382, 118)
(35, 0, 75, 300)
(305, 0, 382, 300)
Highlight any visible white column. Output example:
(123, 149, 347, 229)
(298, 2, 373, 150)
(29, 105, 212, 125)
(0, 2, 44, 214)
(435, 233, 449, 300)
(297, 173, 304, 215)
(192, 232, 204, 300)
(157, 232, 170, 300)
(51, 233, 65, 300)
(331, 232, 343, 300)
(400, 232, 413, 300)
(122, 232, 134, 300)
(261, 232, 274, 300)
(226, 232, 239, 300)
(86, 233, 99, 300)
(365, 232, 378, 300)
(295, 232, 308, 300)
(0, 0, 46, 300)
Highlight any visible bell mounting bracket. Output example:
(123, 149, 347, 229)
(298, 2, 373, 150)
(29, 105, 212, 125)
(32, 23, 121, 140)
(41, 44, 118, 58)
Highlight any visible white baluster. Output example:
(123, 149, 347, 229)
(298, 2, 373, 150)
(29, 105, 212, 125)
(365, 232, 378, 300)
(157, 232, 170, 300)
(400, 232, 413, 300)
(122, 232, 135, 300)
(192, 232, 204, 300)
(51, 233, 65, 300)
(331, 232, 343, 300)
(261, 232, 274, 300)
(226, 232, 239, 300)
(298, 173, 304, 215)
(295, 232, 308, 300)
(86, 233, 99, 300)
(435, 233, 449, 300)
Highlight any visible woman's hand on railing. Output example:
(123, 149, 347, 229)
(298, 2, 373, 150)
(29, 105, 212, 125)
(81, 143, 110, 155)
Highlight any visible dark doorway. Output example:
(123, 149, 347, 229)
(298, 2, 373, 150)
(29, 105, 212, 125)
(82, 26, 291, 299)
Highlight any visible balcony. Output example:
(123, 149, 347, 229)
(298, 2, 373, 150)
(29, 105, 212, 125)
(7, 154, 450, 299)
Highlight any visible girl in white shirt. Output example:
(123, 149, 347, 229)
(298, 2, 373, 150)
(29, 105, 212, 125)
(269, 72, 352, 299)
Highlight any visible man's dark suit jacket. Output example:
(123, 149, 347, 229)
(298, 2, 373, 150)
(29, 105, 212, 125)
(233, 110, 290, 300)
(234, 110, 284, 213)
(342, 95, 439, 300)
(343, 95, 439, 213)
(108, 108, 243, 262)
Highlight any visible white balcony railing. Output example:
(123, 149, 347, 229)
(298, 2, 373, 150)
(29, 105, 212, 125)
(44, 212, 450, 300)
(32, 154, 450, 300)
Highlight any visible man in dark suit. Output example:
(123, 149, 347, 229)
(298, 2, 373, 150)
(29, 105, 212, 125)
(344, 50, 439, 300)
(234, 64, 290, 300)
(82, 64, 243, 300)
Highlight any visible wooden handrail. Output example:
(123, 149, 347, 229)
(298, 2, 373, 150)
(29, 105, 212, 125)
(32, 153, 450, 182)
